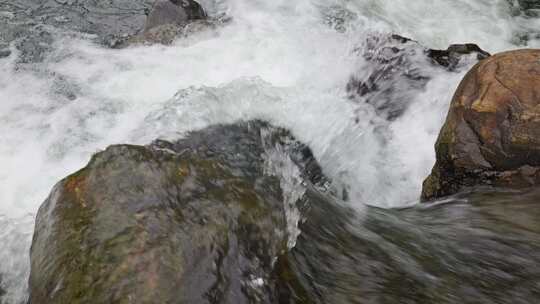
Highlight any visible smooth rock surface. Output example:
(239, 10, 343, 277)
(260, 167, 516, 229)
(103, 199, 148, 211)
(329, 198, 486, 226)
(117, 0, 212, 46)
(422, 49, 540, 200)
(144, 0, 205, 32)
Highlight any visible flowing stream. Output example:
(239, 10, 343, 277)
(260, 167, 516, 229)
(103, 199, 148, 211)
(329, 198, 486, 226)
(1, 0, 540, 303)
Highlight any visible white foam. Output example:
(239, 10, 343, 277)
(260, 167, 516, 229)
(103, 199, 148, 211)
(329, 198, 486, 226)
(1, 0, 538, 218)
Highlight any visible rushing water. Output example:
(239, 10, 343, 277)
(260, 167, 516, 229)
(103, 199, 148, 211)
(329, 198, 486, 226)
(1, 0, 540, 303)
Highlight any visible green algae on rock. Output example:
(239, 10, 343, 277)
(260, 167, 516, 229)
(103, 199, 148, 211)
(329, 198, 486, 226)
(29, 120, 324, 304)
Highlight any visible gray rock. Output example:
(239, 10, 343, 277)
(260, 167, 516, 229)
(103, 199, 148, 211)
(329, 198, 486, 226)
(0, 0, 210, 60)
(0, 274, 5, 298)
(144, 0, 190, 32)
(48, 0, 153, 41)
(0, 49, 10, 58)
(139, 0, 207, 44)
(0, 0, 154, 62)
(347, 34, 490, 121)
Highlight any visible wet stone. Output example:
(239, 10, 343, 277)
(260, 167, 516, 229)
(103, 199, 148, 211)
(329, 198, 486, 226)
(427, 43, 491, 70)
(347, 34, 490, 121)
(0, 49, 10, 58)
(0, 274, 5, 298)
(0, 0, 154, 58)
(14, 27, 54, 64)
(422, 49, 540, 200)
(29, 120, 325, 304)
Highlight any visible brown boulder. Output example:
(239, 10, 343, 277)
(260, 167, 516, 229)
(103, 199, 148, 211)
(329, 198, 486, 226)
(422, 49, 540, 201)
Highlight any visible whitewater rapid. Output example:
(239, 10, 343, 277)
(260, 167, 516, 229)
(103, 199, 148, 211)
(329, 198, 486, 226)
(1, 0, 539, 302)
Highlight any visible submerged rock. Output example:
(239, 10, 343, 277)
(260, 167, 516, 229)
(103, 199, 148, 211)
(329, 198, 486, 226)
(29, 120, 323, 304)
(422, 49, 540, 200)
(347, 34, 490, 121)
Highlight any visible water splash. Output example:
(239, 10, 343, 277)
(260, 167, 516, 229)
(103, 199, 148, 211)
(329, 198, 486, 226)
(1, 0, 540, 302)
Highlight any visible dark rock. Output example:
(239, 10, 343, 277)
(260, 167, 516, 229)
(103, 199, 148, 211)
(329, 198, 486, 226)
(172, 0, 206, 20)
(427, 43, 491, 70)
(135, 0, 207, 45)
(29, 120, 323, 304)
(144, 0, 206, 32)
(347, 34, 430, 121)
(0, 274, 5, 298)
(422, 49, 540, 201)
(0, 49, 10, 58)
(0, 0, 210, 58)
(144, 0, 189, 32)
(0, 42, 11, 58)
(517, 0, 540, 9)
(0, 0, 153, 62)
(346, 34, 490, 121)
(41, 0, 153, 42)
(514, 0, 540, 16)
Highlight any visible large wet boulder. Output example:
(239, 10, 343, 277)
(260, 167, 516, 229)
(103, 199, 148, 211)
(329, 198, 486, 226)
(29, 120, 322, 303)
(422, 49, 540, 201)
(347, 34, 490, 121)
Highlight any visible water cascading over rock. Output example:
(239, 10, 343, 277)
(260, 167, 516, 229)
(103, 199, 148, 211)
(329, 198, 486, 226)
(28, 120, 325, 304)
(346, 34, 490, 121)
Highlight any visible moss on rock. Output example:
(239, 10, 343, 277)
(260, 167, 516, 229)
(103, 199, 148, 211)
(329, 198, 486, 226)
(29, 120, 322, 304)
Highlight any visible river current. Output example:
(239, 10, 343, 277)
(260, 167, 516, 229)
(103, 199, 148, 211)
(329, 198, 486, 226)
(1, 0, 540, 303)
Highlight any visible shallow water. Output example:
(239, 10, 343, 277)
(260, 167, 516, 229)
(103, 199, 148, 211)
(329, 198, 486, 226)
(1, 0, 540, 302)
